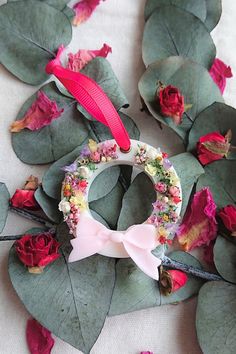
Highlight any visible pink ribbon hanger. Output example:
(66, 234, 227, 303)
(46, 45, 131, 152)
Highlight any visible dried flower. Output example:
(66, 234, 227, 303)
(26, 318, 54, 354)
(59, 199, 71, 214)
(197, 131, 231, 165)
(177, 188, 218, 251)
(15, 232, 60, 273)
(160, 268, 188, 295)
(157, 84, 185, 125)
(67, 43, 111, 71)
(218, 205, 236, 236)
(72, 0, 104, 26)
(24, 175, 39, 190)
(145, 163, 158, 176)
(10, 91, 63, 133)
(209, 58, 233, 94)
(10, 189, 39, 210)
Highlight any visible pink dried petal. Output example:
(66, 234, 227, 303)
(10, 91, 63, 132)
(26, 318, 54, 354)
(140, 352, 154, 354)
(168, 270, 188, 292)
(73, 0, 104, 26)
(67, 43, 112, 72)
(209, 58, 233, 94)
(177, 188, 218, 251)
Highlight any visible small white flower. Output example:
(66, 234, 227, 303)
(78, 166, 91, 178)
(59, 199, 71, 214)
(147, 147, 158, 160)
(163, 196, 169, 203)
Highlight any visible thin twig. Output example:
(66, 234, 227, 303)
(10, 207, 55, 228)
(162, 256, 223, 281)
(0, 228, 56, 241)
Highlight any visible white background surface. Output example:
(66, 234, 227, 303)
(0, 0, 235, 353)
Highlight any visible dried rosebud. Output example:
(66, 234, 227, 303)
(160, 268, 188, 296)
(10, 189, 39, 210)
(197, 131, 231, 165)
(157, 84, 185, 125)
(26, 318, 54, 354)
(218, 205, 236, 236)
(10, 91, 63, 133)
(15, 232, 60, 273)
(67, 43, 112, 72)
(177, 188, 218, 251)
(209, 58, 233, 94)
(24, 175, 39, 191)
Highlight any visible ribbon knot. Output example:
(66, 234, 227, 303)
(68, 214, 161, 280)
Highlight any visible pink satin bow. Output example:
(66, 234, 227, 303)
(68, 214, 161, 280)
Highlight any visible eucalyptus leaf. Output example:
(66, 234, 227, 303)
(8, 0, 70, 10)
(90, 210, 110, 228)
(188, 102, 236, 160)
(214, 235, 236, 284)
(90, 182, 125, 230)
(196, 160, 236, 208)
(35, 186, 62, 224)
(62, 6, 75, 20)
(109, 250, 203, 316)
(117, 172, 156, 231)
(196, 281, 236, 354)
(0, 183, 10, 233)
(169, 153, 204, 216)
(138, 56, 223, 143)
(109, 258, 160, 316)
(144, 0, 207, 22)
(160, 251, 203, 305)
(205, 0, 222, 32)
(143, 6, 215, 69)
(12, 82, 91, 164)
(8, 224, 116, 353)
(0, 0, 72, 85)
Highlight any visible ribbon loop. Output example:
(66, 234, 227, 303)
(46, 46, 131, 151)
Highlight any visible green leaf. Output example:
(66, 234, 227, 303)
(196, 281, 236, 354)
(12, 82, 90, 164)
(109, 258, 160, 316)
(35, 186, 62, 224)
(62, 6, 74, 20)
(90, 210, 110, 228)
(196, 160, 236, 209)
(143, 6, 215, 69)
(8, 224, 116, 354)
(8, 0, 70, 11)
(138, 56, 223, 143)
(90, 182, 125, 230)
(0, 0, 72, 85)
(160, 251, 203, 305)
(188, 102, 236, 160)
(109, 250, 203, 316)
(169, 153, 204, 216)
(144, 0, 207, 22)
(214, 236, 236, 284)
(205, 0, 222, 32)
(117, 172, 156, 231)
(0, 183, 10, 233)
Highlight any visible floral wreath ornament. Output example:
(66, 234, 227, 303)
(47, 48, 182, 280)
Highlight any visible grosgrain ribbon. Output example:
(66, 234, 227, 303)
(46, 46, 131, 151)
(68, 214, 161, 280)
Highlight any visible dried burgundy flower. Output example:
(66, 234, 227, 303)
(197, 130, 231, 165)
(160, 268, 188, 296)
(26, 318, 54, 354)
(209, 58, 233, 94)
(10, 91, 63, 133)
(15, 232, 60, 273)
(157, 84, 185, 125)
(177, 188, 218, 251)
(218, 205, 236, 236)
(10, 189, 39, 210)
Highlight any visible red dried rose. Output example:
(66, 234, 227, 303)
(158, 85, 185, 125)
(160, 269, 188, 295)
(26, 318, 54, 354)
(209, 58, 233, 94)
(10, 189, 39, 210)
(197, 131, 231, 165)
(15, 233, 60, 270)
(218, 205, 236, 235)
